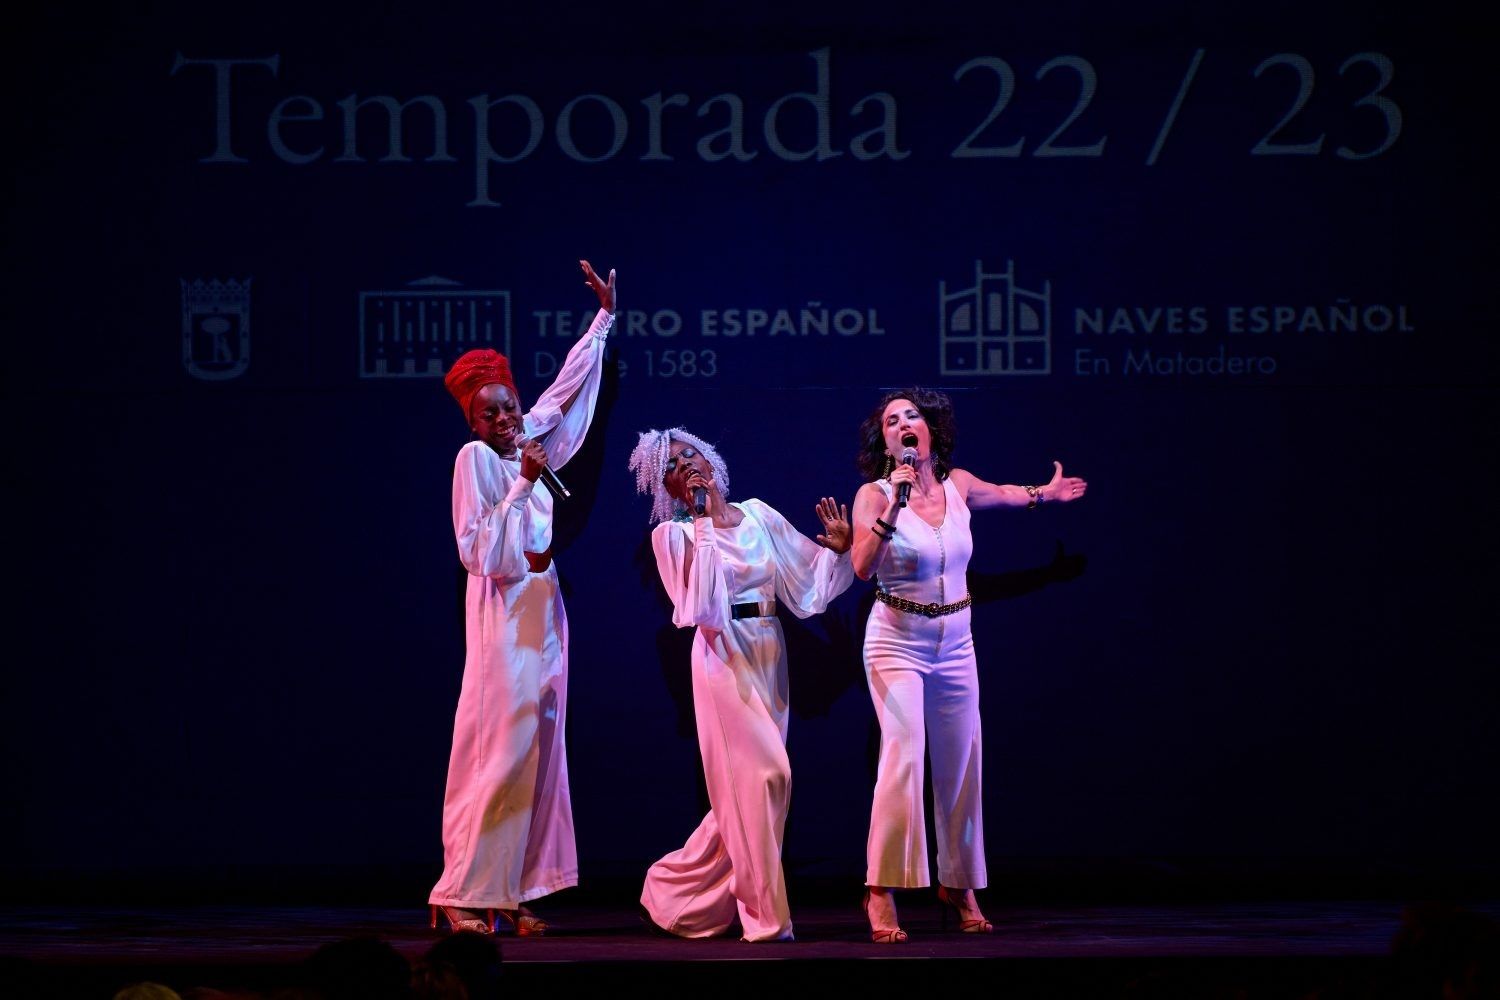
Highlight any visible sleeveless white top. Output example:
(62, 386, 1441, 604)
(874, 476, 973, 607)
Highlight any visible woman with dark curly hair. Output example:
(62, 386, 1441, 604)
(850, 388, 1086, 942)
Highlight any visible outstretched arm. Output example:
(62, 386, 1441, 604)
(746, 499, 854, 618)
(950, 461, 1087, 510)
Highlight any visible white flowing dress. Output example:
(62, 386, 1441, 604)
(641, 500, 853, 941)
(429, 308, 613, 911)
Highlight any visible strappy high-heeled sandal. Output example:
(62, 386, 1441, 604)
(862, 888, 908, 944)
(497, 906, 548, 937)
(936, 885, 994, 934)
(430, 905, 496, 934)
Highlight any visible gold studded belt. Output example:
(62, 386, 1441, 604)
(874, 589, 972, 618)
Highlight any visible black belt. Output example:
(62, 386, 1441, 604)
(731, 600, 776, 620)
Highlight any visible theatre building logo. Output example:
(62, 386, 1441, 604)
(181, 278, 251, 380)
(938, 260, 1052, 377)
(359, 276, 510, 378)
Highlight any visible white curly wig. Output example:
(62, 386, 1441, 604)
(628, 427, 731, 524)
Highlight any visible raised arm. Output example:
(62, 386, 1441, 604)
(521, 260, 617, 468)
(949, 461, 1088, 510)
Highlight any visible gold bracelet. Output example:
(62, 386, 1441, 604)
(1024, 484, 1040, 509)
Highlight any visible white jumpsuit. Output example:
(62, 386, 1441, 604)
(641, 500, 853, 941)
(864, 476, 986, 890)
(429, 308, 613, 912)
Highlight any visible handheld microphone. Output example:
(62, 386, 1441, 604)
(896, 434, 918, 508)
(515, 433, 572, 500)
(693, 486, 708, 516)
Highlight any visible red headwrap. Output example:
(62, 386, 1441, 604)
(444, 349, 518, 422)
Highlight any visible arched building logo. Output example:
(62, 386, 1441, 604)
(181, 278, 251, 380)
(359, 276, 510, 378)
(938, 260, 1052, 376)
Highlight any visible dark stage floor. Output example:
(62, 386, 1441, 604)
(8, 897, 1492, 998)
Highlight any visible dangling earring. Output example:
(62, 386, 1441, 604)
(881, 454, 894, 479)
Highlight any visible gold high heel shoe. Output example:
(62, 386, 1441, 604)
(430, 905, 496, 934)
(497, 906, 548, 937)
(862, 888, 908, 944)
(936, 885, 993, 934)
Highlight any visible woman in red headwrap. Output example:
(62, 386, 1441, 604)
(429, 260, 616, 936)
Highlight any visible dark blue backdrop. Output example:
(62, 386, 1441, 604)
(5, 1, 1494, 899)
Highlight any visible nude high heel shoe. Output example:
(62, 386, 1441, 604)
(936, 885, 994, 934)
(497, 906, 548, 937)
(862, 888, 908, 944)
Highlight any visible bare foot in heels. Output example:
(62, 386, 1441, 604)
(937, 885, 993, 934)
(863, 887, 908, 944)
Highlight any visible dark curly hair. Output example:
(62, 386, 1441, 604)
(856, 387, 957, 482)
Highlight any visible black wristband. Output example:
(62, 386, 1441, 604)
(875, 517, 896, 534)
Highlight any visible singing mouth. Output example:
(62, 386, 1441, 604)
(901, 433, 919, 448)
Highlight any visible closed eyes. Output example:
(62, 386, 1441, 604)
(664, 446, 699, 473)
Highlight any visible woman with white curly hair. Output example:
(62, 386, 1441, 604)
(628, 427, 855, 942)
